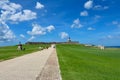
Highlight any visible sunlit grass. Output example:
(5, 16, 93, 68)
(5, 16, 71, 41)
(56, 44, 120, 80)
(0, 44, 50, 61)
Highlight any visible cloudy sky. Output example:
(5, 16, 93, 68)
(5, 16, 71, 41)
(0, 0, 120, 46)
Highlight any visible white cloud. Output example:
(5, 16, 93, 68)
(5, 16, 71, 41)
(103, 6, 109, 9)
(0, 0, 38, 43)
(71, 18, 83, 28)
(112, 21, 120, 27)
(87, 27, 95, 30)
(28, 36, 35, 41)
(20, 34, 25, 38)
(27, 24, 55, 41)
(84, 0, 93, 9)
(0, 1, 22, 12)
(46, 25, 55, 32)
(80, 10, 88, 16)
(94, 15, 101, 21)
(0, 0, 9, 4)
(0, 20, 15, 42)
(0, 1, 36, 22)
(84, 0, 109, 10)
(0, 2, 22, 21)
(112, 21, 118, 25)
(94, 5, 102, 10)
(27, 24, 55, 36)
(94, 5, 109, 10)
(107, 35, 113, 39)
(27, 24, 46, 36)
(60, 32, 69, 39)
(9, 10, 37, 21)
(35, 2, 44, 9)
(103, 34, 120, 41)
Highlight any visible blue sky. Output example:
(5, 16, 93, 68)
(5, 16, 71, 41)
(0, 0, 120, 46)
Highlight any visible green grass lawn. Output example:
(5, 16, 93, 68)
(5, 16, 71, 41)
(56, 44, 120, 80)
(0, 44, 50, 61)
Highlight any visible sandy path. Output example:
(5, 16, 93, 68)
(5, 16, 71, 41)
(0, 47, 54, 80)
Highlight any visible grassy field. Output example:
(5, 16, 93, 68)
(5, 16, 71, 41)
(56, 44, 120, 80)
(0, 44, 50, 61)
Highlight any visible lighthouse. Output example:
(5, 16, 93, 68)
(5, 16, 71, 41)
(68, 37, 71, 42)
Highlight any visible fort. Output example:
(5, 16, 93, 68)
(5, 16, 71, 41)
(25, 37, 79, 44)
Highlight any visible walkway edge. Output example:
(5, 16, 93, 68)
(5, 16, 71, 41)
(36, 48, 62, 80)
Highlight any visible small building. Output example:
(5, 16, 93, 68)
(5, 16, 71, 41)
(85, 44, 92, 47)
(98, 45, 105, 50)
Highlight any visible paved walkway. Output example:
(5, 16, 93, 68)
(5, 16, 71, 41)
(0, 46, 61, 80)
(36, 48, 61, 80)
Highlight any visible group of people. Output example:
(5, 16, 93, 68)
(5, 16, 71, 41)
(17, 42, 25, 51)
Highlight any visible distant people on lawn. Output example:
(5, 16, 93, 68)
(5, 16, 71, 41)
(52, 44, 55, 48)
(17, 42, 25, 51)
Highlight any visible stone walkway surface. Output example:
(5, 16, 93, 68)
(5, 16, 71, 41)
(0, 46, 61, 80)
